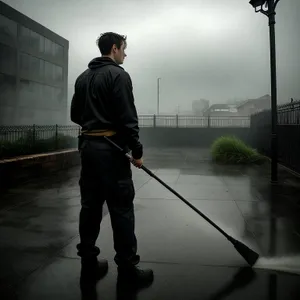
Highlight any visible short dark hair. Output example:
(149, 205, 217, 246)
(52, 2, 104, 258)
(96, 32, 127, 55)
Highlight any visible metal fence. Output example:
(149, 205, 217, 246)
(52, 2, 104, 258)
(138, 115, 250, 128)
(1, 106, 300, 173)
(250, 99, 300, 173)
(0, 125, 80, 143)
(0, 115, 252, 159)
(0, 125, 80, 159)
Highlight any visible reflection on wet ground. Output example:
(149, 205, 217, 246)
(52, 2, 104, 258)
(1, 147, 300, 299)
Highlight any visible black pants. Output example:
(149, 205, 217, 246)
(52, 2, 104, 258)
(76, 138, 140, 266)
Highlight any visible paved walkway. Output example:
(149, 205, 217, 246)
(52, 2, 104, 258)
(1, 147, 300, 299)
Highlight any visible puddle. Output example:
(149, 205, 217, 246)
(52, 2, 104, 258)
(254, 255, 300, 275)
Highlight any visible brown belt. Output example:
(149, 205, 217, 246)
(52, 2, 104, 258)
(81, 129, 116, 137)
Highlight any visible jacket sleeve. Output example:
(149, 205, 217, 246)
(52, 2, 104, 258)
(70, 92, 82, 126)
(112, 71, 143, 159)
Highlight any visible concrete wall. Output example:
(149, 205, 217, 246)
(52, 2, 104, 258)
(139, 127, 251, 147)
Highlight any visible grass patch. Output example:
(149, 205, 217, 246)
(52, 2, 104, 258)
(211, 136, 265, 164)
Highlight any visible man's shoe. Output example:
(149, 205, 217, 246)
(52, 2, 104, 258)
(117, 265, 154, 287)
(80, 258, 108, 283)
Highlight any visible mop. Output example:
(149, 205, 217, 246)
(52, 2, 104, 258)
(104, 137, 259, 267)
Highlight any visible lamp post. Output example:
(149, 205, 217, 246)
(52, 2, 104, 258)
(249, 0, 281, 184)
(157, 77, 161, 115)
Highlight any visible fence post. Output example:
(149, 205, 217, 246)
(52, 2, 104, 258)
(207, 116, 210, 128)
(32, 124, 36, 146)
(55, 124, 58, 150)
(153, 114, 156, 128)
(176, 114, 179, 128)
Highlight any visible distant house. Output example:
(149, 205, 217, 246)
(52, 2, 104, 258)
(236, 94, 271, 115)
(203, 94, 271, 117)
(203, 104, 238, 117)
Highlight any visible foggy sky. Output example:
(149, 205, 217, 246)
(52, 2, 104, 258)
(3, 0, 300, 114)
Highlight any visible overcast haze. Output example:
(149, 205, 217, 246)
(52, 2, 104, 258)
(4, 0, 300, 114)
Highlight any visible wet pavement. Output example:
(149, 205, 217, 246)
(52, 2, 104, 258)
(1, 147, 300, 299)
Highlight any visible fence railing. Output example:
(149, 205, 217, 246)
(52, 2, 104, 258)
(250, 99, 300, 174)
(0, 125, 80, 159)
(138, 115, 250, 128)
(277, 100, 300, 125)
(2, 103, 299, 174)
(0, 116, 250, 159)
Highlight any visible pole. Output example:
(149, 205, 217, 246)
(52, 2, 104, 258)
(268, 186, 277, 299)
(157, 78, 160, 115)
(268, 0, 278, 184)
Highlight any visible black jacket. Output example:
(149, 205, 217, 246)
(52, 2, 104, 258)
(70, 57, 143, 159)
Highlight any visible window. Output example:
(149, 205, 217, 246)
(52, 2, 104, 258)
(19, 26, 31, 49)
(214, 109, 229, 112)
(45, 38, 55, 57)
(45, 61, 54, 81)
(0, 14, 17, 46)
(30, 56, 40, 75)
(30, 30, 45, 54)
(54, 43, 63, 60)
(30, 55, 44, 80)
(39, 59, 45, 81)
(0, 43, 16, 75)
(20, 53, 62, 84)
(20, 52, 30, 77)
(39, 35, 45, 54)
(0, 73, 17, 107)
(20, 53, 45, 81)
(45, 38, 64, 61)
(53, 64, 63, 83)
(20, 26, 46, 55)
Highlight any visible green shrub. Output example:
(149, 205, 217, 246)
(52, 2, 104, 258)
(211, 136, 265, 164)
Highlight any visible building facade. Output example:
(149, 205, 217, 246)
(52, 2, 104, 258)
(0, 1, 69, 125)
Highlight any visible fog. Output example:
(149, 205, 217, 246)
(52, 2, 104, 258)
(4, 0, 300, 114)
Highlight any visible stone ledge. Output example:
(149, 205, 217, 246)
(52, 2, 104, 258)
(0, 149, 78, 164)
(0, 149, 80, 192)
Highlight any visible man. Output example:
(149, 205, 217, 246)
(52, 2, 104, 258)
(70, 32, 154, 286)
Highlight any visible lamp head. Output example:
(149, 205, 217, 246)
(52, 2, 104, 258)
(249, 0, 267, 12)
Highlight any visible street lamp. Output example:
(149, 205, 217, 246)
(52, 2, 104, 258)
(249, 0, 281, 184)
(157, 77, 161, 115)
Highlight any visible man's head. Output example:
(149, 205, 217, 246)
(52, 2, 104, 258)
(96, 32, 127, 65)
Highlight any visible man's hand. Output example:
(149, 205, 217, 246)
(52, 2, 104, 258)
(131, 157, 143, 168)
